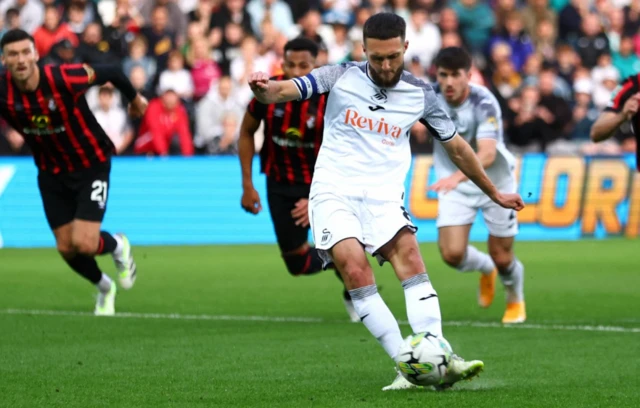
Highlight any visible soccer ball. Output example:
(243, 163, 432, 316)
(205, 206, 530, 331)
(395, 332, 453, 386)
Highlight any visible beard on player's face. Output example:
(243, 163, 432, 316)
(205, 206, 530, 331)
(369, 63, 404, 88)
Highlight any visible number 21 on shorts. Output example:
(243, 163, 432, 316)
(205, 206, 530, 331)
(90, 180, 108, 207)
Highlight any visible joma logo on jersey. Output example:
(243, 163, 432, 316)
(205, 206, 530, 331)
(344, 109, 402, 138)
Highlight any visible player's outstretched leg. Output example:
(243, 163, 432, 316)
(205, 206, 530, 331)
(54, 222, 117, 315)
(438, 226, 497, 308)
(381, 229, 484, 391)
(488, 235, 525, 323)
(330, 238, 405, 366)
(96, 231, 137, 290)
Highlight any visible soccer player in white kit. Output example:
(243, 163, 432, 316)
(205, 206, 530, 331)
(430, 47, 526, 324)
(248, 13, 525, 391)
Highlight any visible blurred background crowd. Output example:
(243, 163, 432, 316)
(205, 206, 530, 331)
(0, 0, 637, 157)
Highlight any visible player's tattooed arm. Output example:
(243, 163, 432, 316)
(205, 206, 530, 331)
(442, 135, 525, 210)
(452, 139, 497, 184)
(248, 72, 301, 104)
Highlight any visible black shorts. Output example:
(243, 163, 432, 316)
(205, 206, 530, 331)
(37, 160, 111, 230)
(266, 178, 311, 253)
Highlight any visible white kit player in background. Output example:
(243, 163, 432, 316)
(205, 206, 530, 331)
(248, 13, 525, 391)
(430, 47, 526, 324)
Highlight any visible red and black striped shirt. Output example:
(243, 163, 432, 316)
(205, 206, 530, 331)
(0, 63, 114, 174)
(247, 75, 326, 186)
(605, 74, 640, 171)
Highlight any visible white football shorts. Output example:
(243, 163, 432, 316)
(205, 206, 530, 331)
(308, 192, 417, 267)
(436, 182, 519, 238)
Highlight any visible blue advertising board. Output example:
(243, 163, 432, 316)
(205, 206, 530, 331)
(0, 154, 637, 248)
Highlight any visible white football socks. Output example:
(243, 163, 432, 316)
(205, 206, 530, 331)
(96, 273, 113, 294)
(499, 257, 525, 304)
(349, 285, 403, 360)
(456, 245, 495, 274)
(402, 273, 443, 337)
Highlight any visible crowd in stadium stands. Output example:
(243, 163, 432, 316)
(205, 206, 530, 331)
(0, 0, 638, 157)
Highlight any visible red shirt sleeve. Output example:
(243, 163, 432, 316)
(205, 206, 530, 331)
(59, 64, 98, 97)
(605, 75, 640, 113)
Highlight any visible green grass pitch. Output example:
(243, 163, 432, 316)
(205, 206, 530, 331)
(1, 240, 639, 408)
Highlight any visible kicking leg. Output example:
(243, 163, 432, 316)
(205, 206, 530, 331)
(378, 228, 484, 391)
(330, 238, 404, 359)
(488, 235, 525, 323)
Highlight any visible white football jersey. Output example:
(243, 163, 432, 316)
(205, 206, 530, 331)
(292, 61, 456, 200)
(432, 83, 516, 195)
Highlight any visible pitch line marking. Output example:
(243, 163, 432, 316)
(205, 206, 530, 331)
(1, 309, 639, 334)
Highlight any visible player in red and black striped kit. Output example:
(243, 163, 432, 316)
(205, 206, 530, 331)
(0, 29, 147, 315)
(238, 38, 357, 322)
(591, 74, 640, 170)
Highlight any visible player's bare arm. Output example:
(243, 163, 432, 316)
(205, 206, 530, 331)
(239, 110, 263, 214)
(248, 72, 301, 104)
(590, 92, 640, 142)
(442, 135, 524, 211)
(431, 139, 498, 194)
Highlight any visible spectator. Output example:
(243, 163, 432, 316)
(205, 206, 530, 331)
(623, 0, 640, 36)
(210, 0, 254, 48)
(571, 79, 619, 155)
(404, 7, 441, 70)
(325, 15, 351, 65)
(91, 85, 134, 155)
(450, 0, 495, 54)
(494, 0, 518, 33)
(246, 0, 294, 38)
(558, 0, 587, 45)
(230, 35, 274, 104)
(591, 55, 620, 110)
(291, 9, 334, 52)
(347, 6, 371, 45)
(0, 8, 21, 42)
(506, 85, 544, 153)
(135, 85, 194, 156)
(140, 0, 188, 46)
(199, 112, 240, 155)
(188, 36, 223, 101)
(575, 13, 611, 69)
(65, 0, 90, 35)
(140, 5, 177, 74)
(438, 7, 459, 35)
(391, 0, 411, 24)
(182, 21, 205, 57)
(534, 18, 557, 63)
(77, 22, 115, 64)
(122, 35, 157, 88)
(488, 11, 534, 72)
(521, 0, 557, 42)
(32, 5, 78, 57)
(537, 67, 573, 153)
(188, 0, 215, 35)
(608, 7, 625, 53)
(158, 50, 195, 101)
(555, 45, 580, 87)
(194, 75, 245, 153)
(41, 38, 83, 65)
(612, 34, 640, 79)
(215, 21, 247, 75)
(103, 2, 141, 60)
(0, 0, 44, 35)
